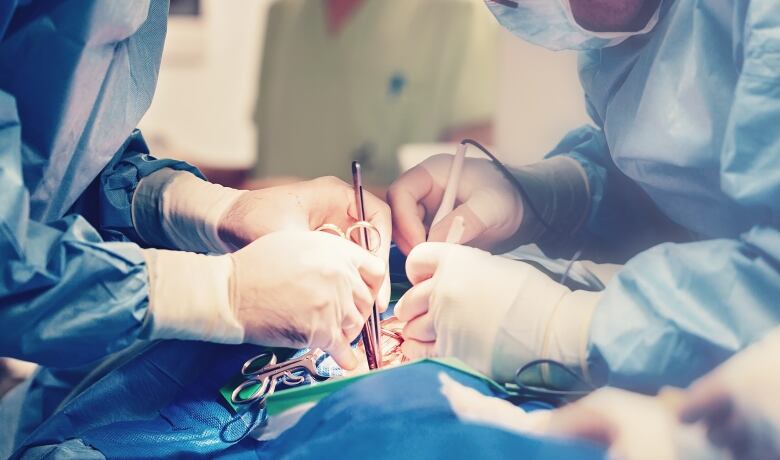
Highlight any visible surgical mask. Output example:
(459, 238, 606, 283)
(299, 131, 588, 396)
(485, 0, 660, 51)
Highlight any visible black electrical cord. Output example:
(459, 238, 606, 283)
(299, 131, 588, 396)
(511, 359, 596, 405)
(460, 139, 554, 234)
(458, 139, 585, 285)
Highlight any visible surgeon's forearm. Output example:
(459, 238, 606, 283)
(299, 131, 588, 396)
(506, 156, 591, 250)
(131, 169, 246, 253)
(539, 126, 690, 262)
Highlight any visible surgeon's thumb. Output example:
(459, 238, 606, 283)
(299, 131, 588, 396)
(346, 242, 386, 295)
(428, 202, 487, 245)
(327, 335, 359, 370)
(405, 242, 453, 284)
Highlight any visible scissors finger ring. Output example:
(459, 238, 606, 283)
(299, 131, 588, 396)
(315, 221, 382, 254)
(345, 221, 381, 253)
(314, 223, 346, 239)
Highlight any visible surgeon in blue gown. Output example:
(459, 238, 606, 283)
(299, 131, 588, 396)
(0, 0, 392, 451)
(389, 0, 780, 393)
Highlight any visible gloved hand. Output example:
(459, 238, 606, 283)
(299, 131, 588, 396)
(142, 230, 385, 370)
(677, 327, 780, 459)
(387, 155, 524, 254)
(543, 387, 727, 460)
(133, 171, 392, 311)
(394, 242, 601, 383)
(387, 153, 591, 255)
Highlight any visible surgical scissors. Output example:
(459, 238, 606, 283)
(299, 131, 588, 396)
(231, 348, 329, 407)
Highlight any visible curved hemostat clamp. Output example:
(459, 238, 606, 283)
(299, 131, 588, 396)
(231, 348, 329, 407)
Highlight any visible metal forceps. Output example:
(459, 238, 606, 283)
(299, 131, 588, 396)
(231, 349, 329, 407)
(350, 161, 382, 370)
(312, 162, 383, 370)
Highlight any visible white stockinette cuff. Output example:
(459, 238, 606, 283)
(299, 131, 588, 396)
(133, 170, 245, 254)
(142, 248, 245, 343)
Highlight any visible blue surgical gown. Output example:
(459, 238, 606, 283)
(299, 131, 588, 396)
(0, 0, 197, 366)
(540, 0, 780, 391)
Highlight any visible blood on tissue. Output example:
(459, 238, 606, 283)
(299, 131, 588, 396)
(351, 317, 409, 374)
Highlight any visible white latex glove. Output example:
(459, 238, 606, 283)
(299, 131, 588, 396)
(678, 327, 780, 459)
(545, 387, 728, 460)
(394, 242, 601, 384)
(387, 154, 524, 254)
(133, 171, 392, 311)
(143, 230, 385, 370)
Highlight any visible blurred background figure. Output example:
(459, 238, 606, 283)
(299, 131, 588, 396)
(138, 0, 590, 190)
(250, 0, 498, 188)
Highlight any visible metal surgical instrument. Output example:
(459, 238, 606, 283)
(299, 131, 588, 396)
(430, 142, 468, 229)
(311, 165, 382, 371)
(231, 348, 329, 407)
(351, 161, 382, 370)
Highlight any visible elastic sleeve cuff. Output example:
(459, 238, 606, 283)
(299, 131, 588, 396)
(132, 168, 178, 249)
(142, 249, 245, 343)
(510, 156, 591, 247)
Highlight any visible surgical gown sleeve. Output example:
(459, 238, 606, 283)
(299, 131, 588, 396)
(98, 129, 201, 244)
(586, 0, 780, 392)
(0, 0, 197, 367)
(540, 117, 688, 261)
(0, 94, 152, 367)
